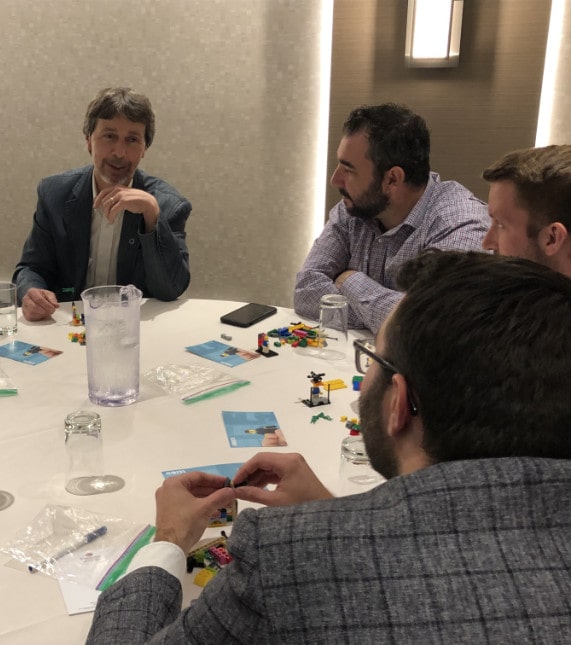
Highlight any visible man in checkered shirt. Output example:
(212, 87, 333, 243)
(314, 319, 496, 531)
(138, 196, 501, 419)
(294, 103, 489, 333)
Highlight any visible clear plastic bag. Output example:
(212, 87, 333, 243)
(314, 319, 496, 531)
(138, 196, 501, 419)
(0, 505, 155, 590)
(0, 365, 17, 396)
(145, 363, 250, 404)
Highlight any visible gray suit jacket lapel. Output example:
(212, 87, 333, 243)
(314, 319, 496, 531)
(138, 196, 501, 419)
(63, 168, 93, 295)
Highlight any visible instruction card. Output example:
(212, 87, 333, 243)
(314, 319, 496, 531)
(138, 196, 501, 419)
(222, 411, 287, 448)
(162, 462, 244, 479)
(0, 340, 62, 365)
(186, 340, 259, 367)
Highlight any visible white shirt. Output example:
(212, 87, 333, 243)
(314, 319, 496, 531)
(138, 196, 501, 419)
(85, 174, 132, 288)
(125, 541, 186, 585)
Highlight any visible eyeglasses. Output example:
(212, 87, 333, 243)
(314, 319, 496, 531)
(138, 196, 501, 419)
(353, 339, 419, 416)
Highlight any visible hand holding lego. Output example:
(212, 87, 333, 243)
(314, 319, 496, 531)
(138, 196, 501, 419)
(154, 472, 235, 553)
(94, 186, 160, 231)
(233, 453, 333, 507)
(21, 288, 59, 321)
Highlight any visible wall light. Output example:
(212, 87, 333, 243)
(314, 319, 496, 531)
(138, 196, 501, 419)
(405, 0, 464, 68)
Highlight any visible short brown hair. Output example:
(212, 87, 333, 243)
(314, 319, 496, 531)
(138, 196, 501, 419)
(483, 145, 571, 232)
(82, 87, 155, 148)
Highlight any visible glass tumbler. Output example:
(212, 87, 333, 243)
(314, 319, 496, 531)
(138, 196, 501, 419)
(64, 411, 124, 495)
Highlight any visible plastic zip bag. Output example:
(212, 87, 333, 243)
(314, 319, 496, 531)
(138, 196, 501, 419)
(0, 504, 155, 591)
(145, 363, 250, 404)
(0, 365, 17, 396)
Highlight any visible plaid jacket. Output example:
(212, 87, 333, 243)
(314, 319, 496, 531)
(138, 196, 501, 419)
(88, 457, 571, 644)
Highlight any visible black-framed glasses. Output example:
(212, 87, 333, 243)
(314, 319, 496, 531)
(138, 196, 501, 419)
(353, 339, 419, 416)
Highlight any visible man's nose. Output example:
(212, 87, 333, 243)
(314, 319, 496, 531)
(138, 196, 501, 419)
(330, 165, 343, 188)
(482, 226, 497, 251)
(111, 141, 127, 158)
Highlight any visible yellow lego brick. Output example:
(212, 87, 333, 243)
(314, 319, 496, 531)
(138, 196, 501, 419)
(193, 568, 216, 587)
(322, 379, 347, 390)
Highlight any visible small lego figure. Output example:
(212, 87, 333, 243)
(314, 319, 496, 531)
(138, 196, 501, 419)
(255, 332, 278, 357)
(302, 371, 331, 408)
(70, 301, 84, 327)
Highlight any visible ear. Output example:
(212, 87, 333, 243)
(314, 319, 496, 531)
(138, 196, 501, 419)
(86, 136, 92, 156)
(385, 373, 413, 438)
(382, 166, 406, 190)
(539, 222, 568, 256)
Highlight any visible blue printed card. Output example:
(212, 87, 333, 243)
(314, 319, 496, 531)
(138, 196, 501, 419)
(222, 411, 287, 448)
(0, 340, 62, 365)
(186, 340, 259, 367)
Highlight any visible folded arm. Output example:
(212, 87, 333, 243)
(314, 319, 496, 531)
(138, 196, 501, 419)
(137, 195, 191, 301)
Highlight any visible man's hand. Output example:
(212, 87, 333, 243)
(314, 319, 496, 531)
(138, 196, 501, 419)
(233, 453, 333, 507)
(21, 288, 59, 321)
(154, 472, 235, 553)
(334, 270, 357, 289)
(94, 186, 160, 233)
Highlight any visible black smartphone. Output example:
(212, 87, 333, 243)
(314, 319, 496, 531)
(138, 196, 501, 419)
(220, 303, 277, 328)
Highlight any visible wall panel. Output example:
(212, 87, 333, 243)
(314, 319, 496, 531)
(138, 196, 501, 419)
(0, 0, 327, 307)
(326, 0, 551, 213)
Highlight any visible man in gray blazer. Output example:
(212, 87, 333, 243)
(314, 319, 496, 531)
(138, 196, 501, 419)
(87, 251, 571, 644)
(13, 87, 191, 321)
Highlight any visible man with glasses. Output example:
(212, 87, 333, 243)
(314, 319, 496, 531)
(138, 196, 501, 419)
(88, 250, 571, 643)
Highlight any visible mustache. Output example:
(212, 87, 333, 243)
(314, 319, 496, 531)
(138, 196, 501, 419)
(339, 189, 350, 199)
(106, 159, 129, 169)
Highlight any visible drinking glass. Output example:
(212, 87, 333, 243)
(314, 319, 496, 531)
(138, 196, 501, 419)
(317, 294, 349, 360)
(0, 282, 17, 335)
(64, 410, 124, 495)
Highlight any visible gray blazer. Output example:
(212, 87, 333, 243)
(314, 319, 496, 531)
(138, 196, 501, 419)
(87, 457, 571, 644)
(13, 166, 191, 303)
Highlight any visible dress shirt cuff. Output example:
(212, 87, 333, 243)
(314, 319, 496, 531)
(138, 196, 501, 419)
(125, 541, 187, 585)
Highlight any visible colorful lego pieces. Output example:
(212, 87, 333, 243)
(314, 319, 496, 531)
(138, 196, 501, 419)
(68, 331, 86, 345)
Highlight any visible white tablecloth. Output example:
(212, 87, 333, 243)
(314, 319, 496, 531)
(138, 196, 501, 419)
(0, 298, 373, 644)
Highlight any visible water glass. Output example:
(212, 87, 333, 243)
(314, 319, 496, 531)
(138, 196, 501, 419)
(64, 410, 124, 495)
(0, 282, 17, 335)
(318, 294, 348, 360)
(339, 432, 384, 495)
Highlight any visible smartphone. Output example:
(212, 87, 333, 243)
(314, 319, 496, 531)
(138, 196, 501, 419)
(220, 303, 277, 328)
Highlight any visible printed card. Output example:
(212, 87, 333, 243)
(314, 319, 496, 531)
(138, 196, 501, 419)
(0, 340, 62, 365)
(222, 411, 287, 448)
(186, 340, 259, 367)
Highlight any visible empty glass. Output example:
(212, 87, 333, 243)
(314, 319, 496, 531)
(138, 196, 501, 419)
(64, 410, 124, 495)
(0, 282, 17, 335)
(317, 294, 348, 360)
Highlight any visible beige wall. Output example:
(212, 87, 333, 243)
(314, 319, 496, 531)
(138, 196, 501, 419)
(326, 0, 551, 213)
(0, 0, 327, 306)
(0, 0, 560, 301)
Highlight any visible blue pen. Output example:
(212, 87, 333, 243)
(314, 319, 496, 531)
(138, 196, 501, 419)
(28, 526, 108, 573)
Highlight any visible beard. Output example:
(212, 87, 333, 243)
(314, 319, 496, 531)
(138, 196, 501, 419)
(100, 158, 133, 186)
(340, 181, 390, 222)
(359, 372, 399, 480)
